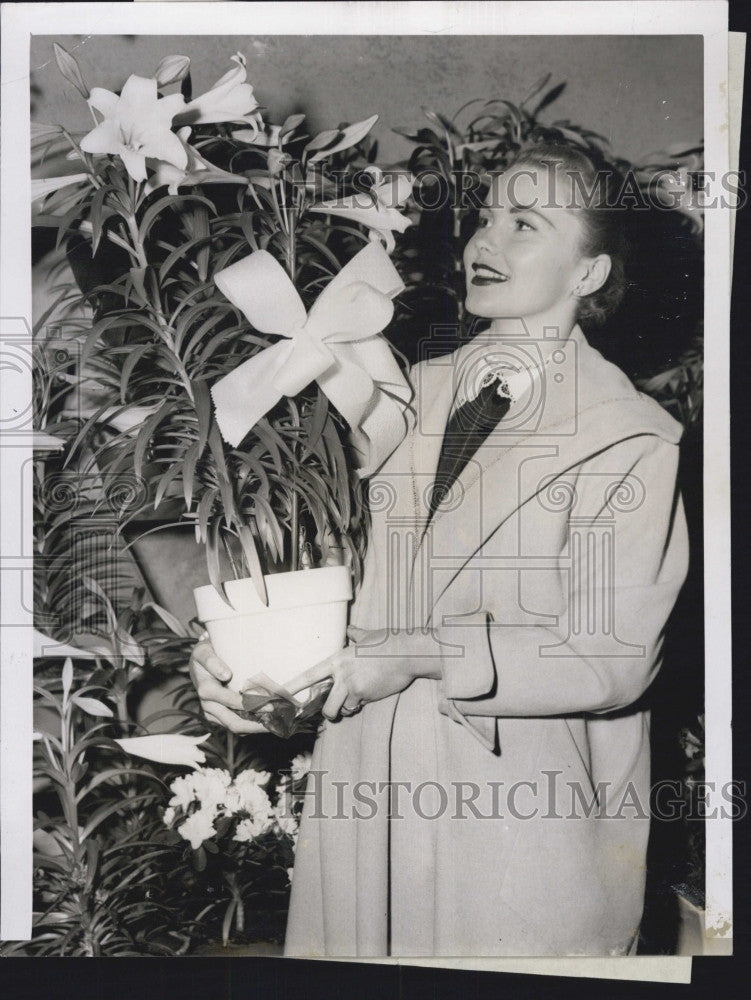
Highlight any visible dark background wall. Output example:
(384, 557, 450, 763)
(31, 34, 702, 165)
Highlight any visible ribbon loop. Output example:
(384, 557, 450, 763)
(210, 242, 413, 476)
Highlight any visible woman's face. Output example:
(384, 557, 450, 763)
(463, 164, 592, 325)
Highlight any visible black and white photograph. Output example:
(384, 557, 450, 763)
(0, 0, 736, 976)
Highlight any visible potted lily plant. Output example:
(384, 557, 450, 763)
(33, 45, 414, 734)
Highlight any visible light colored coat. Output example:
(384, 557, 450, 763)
(284, 326, 689, 958)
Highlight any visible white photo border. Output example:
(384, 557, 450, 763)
(0, 0, 731, 957)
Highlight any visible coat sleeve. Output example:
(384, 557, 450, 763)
(432, 434, 689, 746)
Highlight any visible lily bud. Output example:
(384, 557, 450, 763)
(267, 148, 293, 175)
(114, 734, 210, 767)
(154, 54, 191, 88)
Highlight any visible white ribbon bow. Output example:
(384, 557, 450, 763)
(211, 241, 413, 476)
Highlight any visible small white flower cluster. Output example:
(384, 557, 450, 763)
(163, 757, 313, 852)
(163, 765, 297, 851)
(289, 752, 313, 785)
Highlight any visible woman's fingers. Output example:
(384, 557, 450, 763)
(322, 677, 351, 720)
(202, 701, 269, 735)
(191, 640, 232, 683)
(284, 656, 337, 696)
(192, 660, 245, 711)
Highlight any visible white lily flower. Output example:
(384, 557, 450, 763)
(114, 733, 210, 767)
(308, 166, 414, 252)
(80, 75, 187, 183)
(176, 53, 261, 129)
(145, 127, 249, 196)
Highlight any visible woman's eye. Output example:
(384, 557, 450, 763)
(515, 218, 534, 232)
(477, 216, 491, 228)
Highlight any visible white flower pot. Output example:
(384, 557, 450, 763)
(193, 565, 352, 694)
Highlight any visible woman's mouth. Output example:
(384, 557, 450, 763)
(470, 262, 510, 286)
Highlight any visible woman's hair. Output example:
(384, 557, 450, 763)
(504, 140, 630, 326)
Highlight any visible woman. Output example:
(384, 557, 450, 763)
(190, 142, 690, 957)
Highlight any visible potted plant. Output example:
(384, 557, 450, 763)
(33, 45, 414, 731)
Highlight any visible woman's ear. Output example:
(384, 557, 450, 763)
(573, 254, 612, 298)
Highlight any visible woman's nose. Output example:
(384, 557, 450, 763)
(473, 222, 503, 253)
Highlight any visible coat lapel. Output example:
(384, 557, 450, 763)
(400, 327, 682, 621)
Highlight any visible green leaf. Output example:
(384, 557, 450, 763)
(222, 898, 238, 947)
(89, 185, 111, 256)
(281, 113, 306, 137)
(306, 114, 379, 163)
(421, 105, 461, 138)
(80, 794, 153, 842)
(61, 658, 73, 706)
(158, 235, 213, 284)
(303, 128, 340, 156)
(182, 441, 200, 510)
(208, 422, 237, 523)
(239, 212, 260, 251)
(133, 401, 172, 479)
(153, 461, 184, 510)
(80, 314, 137, 371)
(71, 695, 113, 718)
(237, 525, 268, 606)
(521, 73, 553, 108)
(297, 233, 341, 275)
(193, 204, 210, 282)
(302, 387, 329, 458)
(197, 488, 219, 544)
(192, 378, 212, 456)
(54, 197, 88, 250)
(76, 767, 165, 805)
(532, 82, 566, 117)
(206, 520, 226, 602)
(253, 493, 284, 562)
(119, 343, 152, 404)
(141, 601, 191, 638)
(321, 417, 351, 525)
(137, 194, 216, 248)
(52, 43, 89, 99)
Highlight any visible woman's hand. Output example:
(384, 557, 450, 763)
(286, 627, 437, 720)
(189, 639, 269, 735)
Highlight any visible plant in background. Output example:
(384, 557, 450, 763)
(7, 657, 171, 956)
(388, 75, 610, 339)
(638, 334, 703, 428)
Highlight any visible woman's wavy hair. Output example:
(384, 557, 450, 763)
(504, 140, 631, 327)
